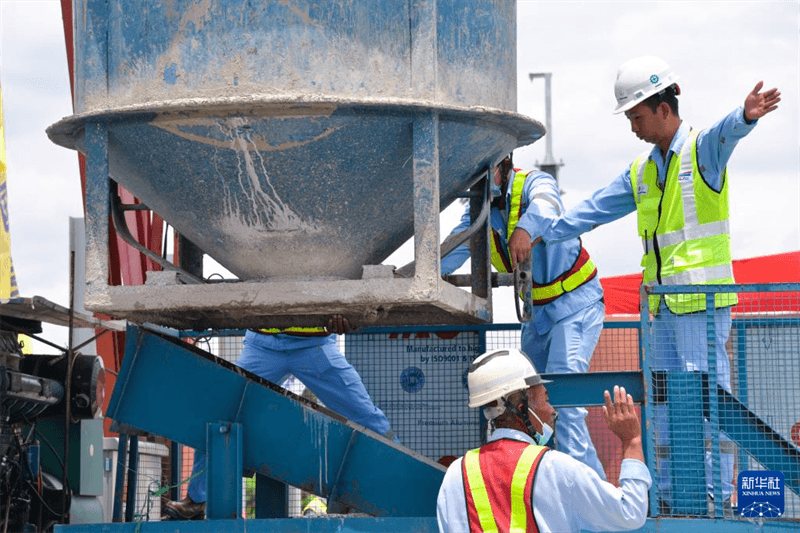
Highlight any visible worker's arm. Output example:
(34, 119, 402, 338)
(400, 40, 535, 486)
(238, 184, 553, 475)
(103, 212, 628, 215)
(436, 459, 468, 533)
(533, 448, 651, 532)
(518, 171, 637, 261)
(696, 83, 776, 193)
(535, 384, 650, 532)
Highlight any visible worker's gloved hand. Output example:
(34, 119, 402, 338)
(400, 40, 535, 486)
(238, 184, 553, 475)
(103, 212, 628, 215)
(327, 315, 354, 335)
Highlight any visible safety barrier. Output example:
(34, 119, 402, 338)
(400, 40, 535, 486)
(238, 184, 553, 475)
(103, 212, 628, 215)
(157, 282, 798, 522)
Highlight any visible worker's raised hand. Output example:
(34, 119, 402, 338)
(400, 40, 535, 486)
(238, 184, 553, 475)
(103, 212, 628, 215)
(744, 81, 780, 123)
(603, 385, 644, 462)
(508, 228, 535, 268)
(602, 385, 641, 444)
(327, 315, 354, 335)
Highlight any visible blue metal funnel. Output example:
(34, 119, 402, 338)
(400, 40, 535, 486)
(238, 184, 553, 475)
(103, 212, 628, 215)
(49, 0, 543, 281)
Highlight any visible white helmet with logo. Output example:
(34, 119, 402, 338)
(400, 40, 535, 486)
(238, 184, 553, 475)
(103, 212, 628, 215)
(467, 349, 550, 412)
(613, 56, 679, 114)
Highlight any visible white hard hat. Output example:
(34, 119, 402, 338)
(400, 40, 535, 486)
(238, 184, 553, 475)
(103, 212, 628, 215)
(467, 348, 550, 409)
(613, 56, 679, 114)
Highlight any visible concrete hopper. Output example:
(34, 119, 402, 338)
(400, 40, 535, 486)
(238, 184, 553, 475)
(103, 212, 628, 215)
(48, 0, 544, 329)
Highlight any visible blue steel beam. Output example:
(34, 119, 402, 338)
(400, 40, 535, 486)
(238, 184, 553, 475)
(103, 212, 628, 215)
(105, 325, 445, 517)
(55, 517, 800, 532)
(542, 371, 644, 407)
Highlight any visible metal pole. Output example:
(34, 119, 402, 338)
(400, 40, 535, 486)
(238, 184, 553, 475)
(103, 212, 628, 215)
(112, 434, 128, 522)
(61, 251, 76, 521)
(124, 436, 139, 522)
(529, 72, 563, 184)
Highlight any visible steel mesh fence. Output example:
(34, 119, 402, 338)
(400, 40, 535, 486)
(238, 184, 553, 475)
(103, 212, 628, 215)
(645, 284, 800, 520)
(153, 286, 799, 523)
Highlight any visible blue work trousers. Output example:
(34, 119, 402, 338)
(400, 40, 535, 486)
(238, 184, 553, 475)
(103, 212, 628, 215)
(187, 331, 392, 503)
(651, 302, 734, 503)
(521, 300, 606, 479)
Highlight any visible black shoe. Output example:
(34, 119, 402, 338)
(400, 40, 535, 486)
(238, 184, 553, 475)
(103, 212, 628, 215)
(658, 498, 672, 516)
(163, 497, 206, 520)
(707, 494, 737, 519)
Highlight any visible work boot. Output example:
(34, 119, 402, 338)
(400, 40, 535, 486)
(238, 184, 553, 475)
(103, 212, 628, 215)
(163, 496, 206, 520)
(707, 494, 737, 519)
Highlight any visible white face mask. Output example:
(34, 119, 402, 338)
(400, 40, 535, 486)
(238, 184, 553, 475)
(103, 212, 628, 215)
(528, 408, 554, 446)
(490, 183, 503, 200)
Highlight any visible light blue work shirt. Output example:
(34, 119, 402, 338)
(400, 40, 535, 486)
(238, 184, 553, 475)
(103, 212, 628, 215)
(441, 171, 603, 335)
(534, 107, 757, 245)
(436, 428, 651, 533)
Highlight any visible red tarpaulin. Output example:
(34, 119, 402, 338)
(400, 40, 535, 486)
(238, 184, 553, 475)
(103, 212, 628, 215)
(599, 251, 800, 315)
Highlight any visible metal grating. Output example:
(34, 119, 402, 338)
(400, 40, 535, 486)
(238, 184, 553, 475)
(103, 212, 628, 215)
(142, 285, 799, 523)
(645, 283, 800, 520)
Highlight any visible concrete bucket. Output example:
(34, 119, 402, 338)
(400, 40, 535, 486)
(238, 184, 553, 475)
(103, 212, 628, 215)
(48, 0, 544, 328)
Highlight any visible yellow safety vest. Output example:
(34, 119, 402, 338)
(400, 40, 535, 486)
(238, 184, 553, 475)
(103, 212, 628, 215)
(491, 170, 597, 305)
(256, 327, 328, 336)
(630, 129, 737, 314)
(302, 495, 327, 516)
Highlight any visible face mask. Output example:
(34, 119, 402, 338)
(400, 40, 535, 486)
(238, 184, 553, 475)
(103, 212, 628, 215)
(528, 408, 554, 446)
(491, 183, 503, 200)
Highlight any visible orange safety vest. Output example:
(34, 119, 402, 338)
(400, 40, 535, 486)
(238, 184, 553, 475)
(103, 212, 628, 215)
(462, 439, 548, 533)
(491, 170, 597, 305)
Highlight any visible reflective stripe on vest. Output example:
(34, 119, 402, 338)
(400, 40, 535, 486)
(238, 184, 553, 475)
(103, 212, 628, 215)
(462, 441, 548, 533)
(490, 170, 597, 305)
(530, 244, 597, 305)
(630, 129, 737, 314)
(256, 327, 328, 336)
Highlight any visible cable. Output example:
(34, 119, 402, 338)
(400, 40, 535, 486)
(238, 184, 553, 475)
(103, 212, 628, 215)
(23, 479, 61, 518)
(29, 427, 73, 498)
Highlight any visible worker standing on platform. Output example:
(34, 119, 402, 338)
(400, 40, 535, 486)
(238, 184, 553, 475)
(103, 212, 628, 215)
(509, 56, 780, 512)
(164, 316, 396, 521)
(441, 155, 608, 479)
(436, 349, 651, 533)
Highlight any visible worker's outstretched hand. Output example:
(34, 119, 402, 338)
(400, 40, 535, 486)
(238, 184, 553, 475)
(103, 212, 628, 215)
(327, 315, 354, 335)
(603, 386, 642, 452)
(744, 81, 780, 123)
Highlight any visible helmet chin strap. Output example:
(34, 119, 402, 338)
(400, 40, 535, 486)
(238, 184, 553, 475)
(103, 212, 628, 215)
(503, 395, 536, 439)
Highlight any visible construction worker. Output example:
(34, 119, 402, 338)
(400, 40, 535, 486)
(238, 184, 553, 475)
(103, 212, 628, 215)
(441, 157, 607, 479)
(436, 348, 650, 532)
(510, 56, 780, 513)
(164, 316, 397, 520)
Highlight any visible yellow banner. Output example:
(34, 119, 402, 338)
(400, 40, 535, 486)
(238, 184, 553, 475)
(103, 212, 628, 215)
(0, 83, 19, 299)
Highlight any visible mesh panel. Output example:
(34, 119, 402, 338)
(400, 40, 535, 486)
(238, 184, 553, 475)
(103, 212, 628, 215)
(144, 288, 799, 522)
(346, 328, 485, 461)
(646, 286, 800, 519)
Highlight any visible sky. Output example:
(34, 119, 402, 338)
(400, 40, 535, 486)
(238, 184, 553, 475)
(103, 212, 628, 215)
(0, 1, 797, 352)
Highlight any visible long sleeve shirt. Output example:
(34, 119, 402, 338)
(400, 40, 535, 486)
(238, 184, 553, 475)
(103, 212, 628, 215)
(440, 171, 603, 334)
(436, 428, 652, 533)
(530, 107, 757, 246)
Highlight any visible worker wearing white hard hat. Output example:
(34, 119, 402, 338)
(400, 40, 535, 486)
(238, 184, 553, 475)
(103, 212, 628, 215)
(436, 349, 651, 533)
(442, 154, 607, 480)
(505, 55, 780, 516)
